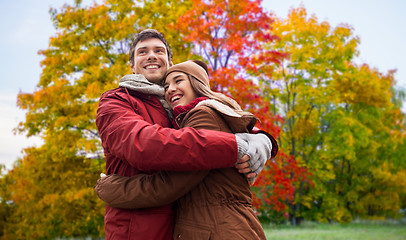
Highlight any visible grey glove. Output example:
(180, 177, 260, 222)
(235, 134, 249, 160)
(235, 133, 272, 175)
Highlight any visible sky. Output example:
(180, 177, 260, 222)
(1, 0, 405, 170)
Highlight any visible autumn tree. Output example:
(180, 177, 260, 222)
(263, 6, 406, 224)
(177, 0, 283, 131)
(174, 0, 309, 220)
(3, 0, 191, 238)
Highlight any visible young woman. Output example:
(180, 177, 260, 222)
(95, 60, 277, 239)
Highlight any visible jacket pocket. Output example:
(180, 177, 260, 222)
(173, 224, 211, 240)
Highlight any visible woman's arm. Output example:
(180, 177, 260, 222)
(94, 170, 208, 209)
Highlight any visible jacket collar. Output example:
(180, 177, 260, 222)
(119, 74, 173, 120)
(172, 97, 209, 129)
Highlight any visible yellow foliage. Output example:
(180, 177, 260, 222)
(293, 118, 316, 139)
(85, 81, 102, 99)
(42, 193, 60, 205)
(333, 64, 393, 107)
(301, 195, 313, 209)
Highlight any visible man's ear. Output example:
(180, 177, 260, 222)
(169, 60, 174, 67)
(130, 62, 135, 73)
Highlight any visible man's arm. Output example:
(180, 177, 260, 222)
(93, 104, 255, 209)
(95, 171, 208, 209)
(96, 89, 237, 172)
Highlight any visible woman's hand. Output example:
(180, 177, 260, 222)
(235, 155, 257, 179)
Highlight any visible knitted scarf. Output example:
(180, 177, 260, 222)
(172, 97, 209, 129)
(119, 74, 173, 120)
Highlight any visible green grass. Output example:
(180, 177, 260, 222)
(263, 222, 406, 240)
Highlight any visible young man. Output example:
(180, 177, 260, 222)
(96, 29, 276, 240)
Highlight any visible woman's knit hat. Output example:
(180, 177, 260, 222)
(164, 60, 210, 87)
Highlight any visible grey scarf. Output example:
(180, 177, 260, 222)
(119, 74, 173, 120)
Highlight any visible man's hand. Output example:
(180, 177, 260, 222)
(235, 133, 273, 175)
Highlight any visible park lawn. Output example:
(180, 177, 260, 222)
(263, 222, 406, 240)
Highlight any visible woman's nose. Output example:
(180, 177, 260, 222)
(167, 84, 176, 92)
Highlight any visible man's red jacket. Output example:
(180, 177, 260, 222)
(96, 87, 238, 240)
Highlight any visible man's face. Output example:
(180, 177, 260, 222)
(130, 38, 172, 84)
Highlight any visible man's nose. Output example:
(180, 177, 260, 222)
(147, 50, 157, 60)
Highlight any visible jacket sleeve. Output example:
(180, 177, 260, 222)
(93, 105, 227, 209)
(94, 171, 208, 209)
(189, 106, 279, 158)
(251, 127, 279, 159)
(96, 90, 238, 172)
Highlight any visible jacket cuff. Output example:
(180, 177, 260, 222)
(251, 127, 279, 159)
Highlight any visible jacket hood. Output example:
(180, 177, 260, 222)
(196, 99, 257, 133)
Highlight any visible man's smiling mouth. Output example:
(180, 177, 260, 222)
(145, 65, 159, 69)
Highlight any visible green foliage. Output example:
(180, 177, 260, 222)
(263, 6, 406, 224)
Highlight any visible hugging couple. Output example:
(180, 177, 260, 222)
(95, 29, 278, 240)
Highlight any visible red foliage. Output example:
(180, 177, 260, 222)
(176, 0, 308, 216)
(252, 152, 312, 214)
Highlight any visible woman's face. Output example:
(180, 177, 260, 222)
(163, 71, 198, 109)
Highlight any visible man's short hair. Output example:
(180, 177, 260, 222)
(129, 29, 173, 65)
